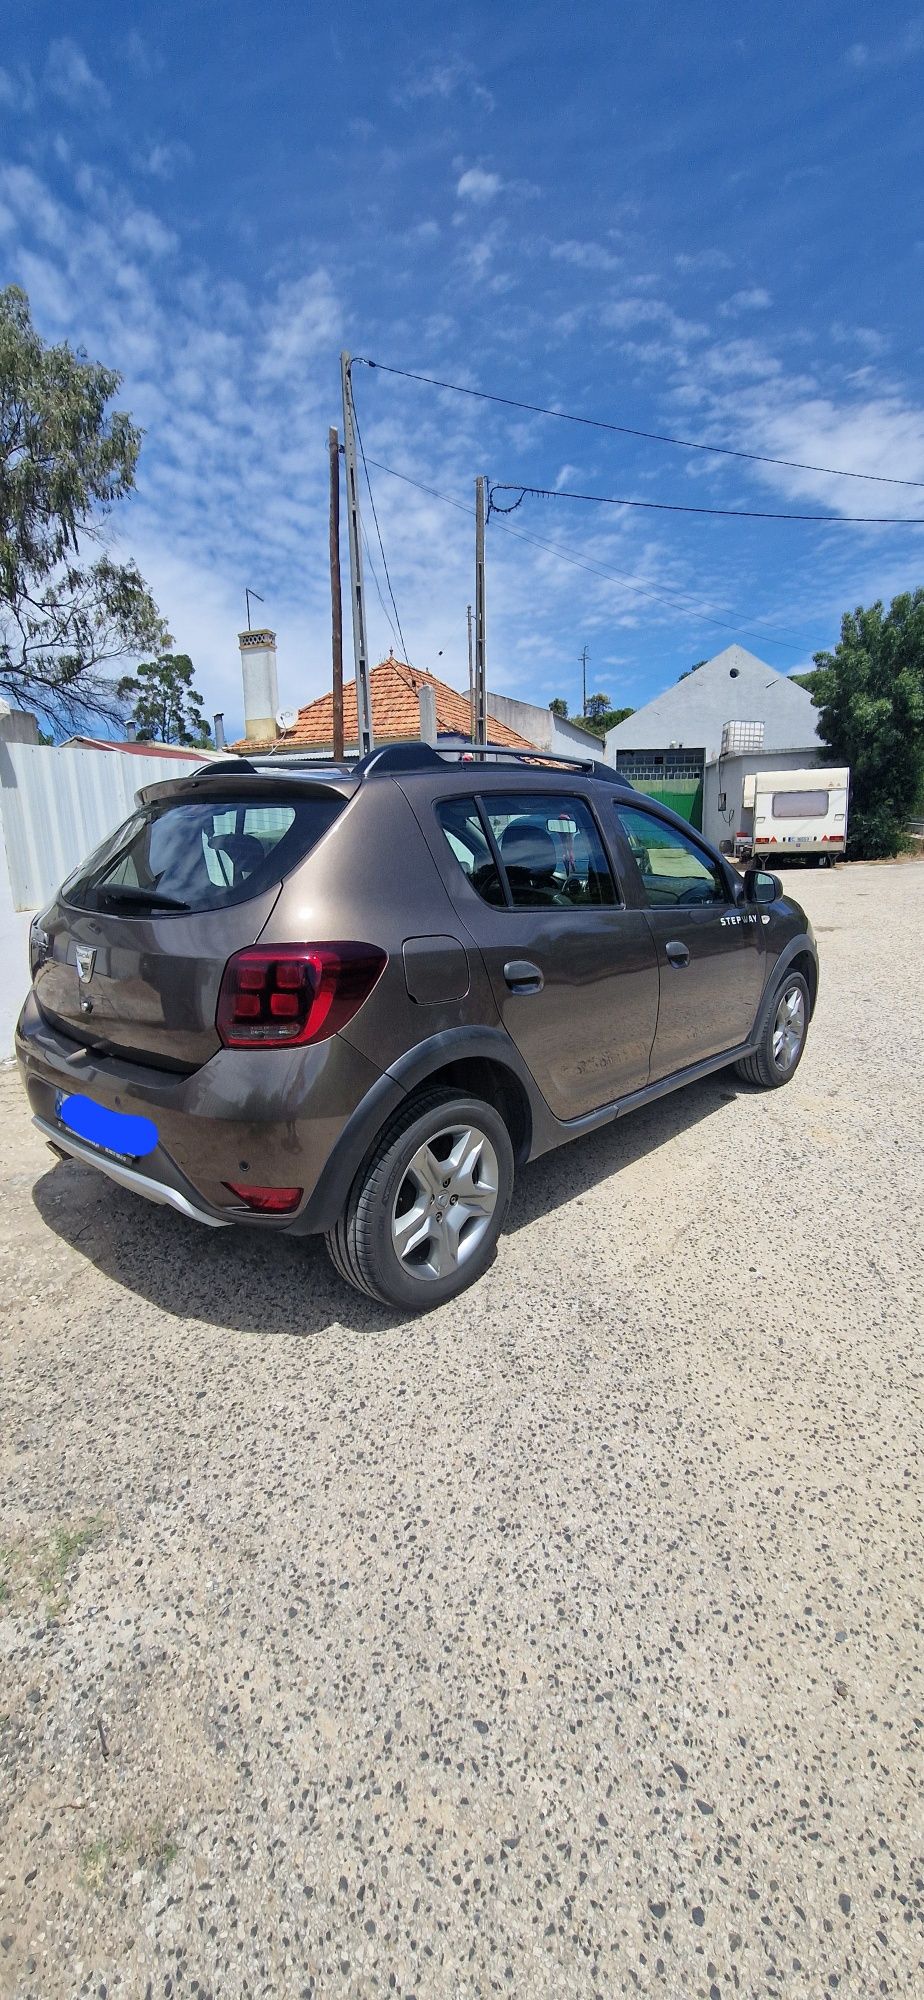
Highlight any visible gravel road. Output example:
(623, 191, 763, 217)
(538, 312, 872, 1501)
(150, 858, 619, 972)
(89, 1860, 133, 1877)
(1, 861, 922, 2000)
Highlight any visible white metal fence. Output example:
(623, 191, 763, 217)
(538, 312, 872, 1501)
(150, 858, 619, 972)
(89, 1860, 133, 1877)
(0, 739, 209, 912)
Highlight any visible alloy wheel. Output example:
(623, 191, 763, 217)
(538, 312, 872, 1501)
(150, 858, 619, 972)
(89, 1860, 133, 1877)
(391, 1123, 500, 1282)
(772, 983, 806, 1071)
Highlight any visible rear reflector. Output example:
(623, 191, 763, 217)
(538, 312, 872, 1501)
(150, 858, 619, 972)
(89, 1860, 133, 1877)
(216, 942, 387, 1049)
(224, 1183, 303, 1213)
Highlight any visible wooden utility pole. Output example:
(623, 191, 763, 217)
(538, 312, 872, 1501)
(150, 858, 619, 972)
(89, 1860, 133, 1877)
(466, 603, 474, 741)
(474, 478, 487, 751)
(580, 644, 589, 719)
(328, 427, 344, 761)
(340, 352, 374, 756)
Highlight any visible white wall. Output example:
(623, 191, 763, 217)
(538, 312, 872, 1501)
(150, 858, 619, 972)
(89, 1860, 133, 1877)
(486, 693, 602, 759)
(605, 645, 821, 764)
(0, 739, 211, 1056)
(0, 800, 31, 1058)
(0, 740, 210, 910)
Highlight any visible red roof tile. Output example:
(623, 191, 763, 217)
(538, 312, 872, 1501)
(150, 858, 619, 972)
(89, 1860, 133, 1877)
(232, 654, 535, 754)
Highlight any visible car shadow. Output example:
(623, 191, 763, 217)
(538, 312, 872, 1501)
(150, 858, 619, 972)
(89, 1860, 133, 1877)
(30, 1072, 742, 1338)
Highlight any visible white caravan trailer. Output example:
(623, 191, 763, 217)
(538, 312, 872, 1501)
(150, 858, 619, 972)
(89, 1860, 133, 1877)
(734, 767, 849, 865)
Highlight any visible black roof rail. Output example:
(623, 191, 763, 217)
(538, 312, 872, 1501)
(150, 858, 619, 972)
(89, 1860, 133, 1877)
(457, 746, 625, 783)
(185, 744, 632, 788)
(328, 739, 630, 785)
(354, 742, 445, 778)
(246, 753, 354, 773)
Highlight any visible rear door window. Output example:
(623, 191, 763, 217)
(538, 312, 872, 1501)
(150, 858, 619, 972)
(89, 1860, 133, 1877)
(483, 794, 618, 908)
(64, 795, 344, 914)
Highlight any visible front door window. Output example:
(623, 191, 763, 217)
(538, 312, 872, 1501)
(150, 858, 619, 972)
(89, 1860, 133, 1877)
(616, 805, 725, 907)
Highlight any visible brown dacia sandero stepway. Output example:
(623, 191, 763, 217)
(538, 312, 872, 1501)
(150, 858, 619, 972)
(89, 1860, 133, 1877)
(17, 742, 818, 1309)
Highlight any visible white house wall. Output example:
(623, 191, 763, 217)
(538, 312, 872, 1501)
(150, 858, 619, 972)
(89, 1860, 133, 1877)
(604, 645, 821, 765)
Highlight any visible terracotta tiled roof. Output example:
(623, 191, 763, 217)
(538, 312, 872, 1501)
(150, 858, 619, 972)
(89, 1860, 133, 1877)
(232, 654, 535, 753)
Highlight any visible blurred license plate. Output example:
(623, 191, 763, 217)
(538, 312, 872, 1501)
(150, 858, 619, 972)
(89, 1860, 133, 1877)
(55, 1092, 159, 1162)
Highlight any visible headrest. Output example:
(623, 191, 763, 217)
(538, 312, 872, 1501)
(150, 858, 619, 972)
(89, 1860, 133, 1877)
(499, 819, 558, 881)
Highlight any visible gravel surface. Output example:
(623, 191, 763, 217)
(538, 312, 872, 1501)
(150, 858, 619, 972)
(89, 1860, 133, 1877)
(1, 860, 922, 2000)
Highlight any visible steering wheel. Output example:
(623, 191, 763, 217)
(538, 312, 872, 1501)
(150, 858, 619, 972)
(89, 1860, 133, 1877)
(676, 883, 714, 905)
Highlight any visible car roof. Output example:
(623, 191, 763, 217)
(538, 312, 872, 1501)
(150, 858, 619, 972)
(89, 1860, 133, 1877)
(137, 742, 639, 809)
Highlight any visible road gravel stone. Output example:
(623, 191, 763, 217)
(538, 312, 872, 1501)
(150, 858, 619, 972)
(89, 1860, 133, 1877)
(0, 861, 922, 1998)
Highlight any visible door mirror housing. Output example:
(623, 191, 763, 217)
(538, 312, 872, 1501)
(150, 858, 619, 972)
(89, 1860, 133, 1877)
(745, 867, 783, 906)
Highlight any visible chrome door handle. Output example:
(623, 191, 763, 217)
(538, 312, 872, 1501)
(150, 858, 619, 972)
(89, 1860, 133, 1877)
(665, 940, 690, 967)
(503, 959, 544, 993)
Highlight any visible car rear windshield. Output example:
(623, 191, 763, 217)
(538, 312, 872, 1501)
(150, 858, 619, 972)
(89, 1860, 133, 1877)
(63, 794, 344, 915)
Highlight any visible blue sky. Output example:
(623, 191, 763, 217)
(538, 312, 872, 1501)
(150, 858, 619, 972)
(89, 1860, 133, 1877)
(3, 1, 924, 738)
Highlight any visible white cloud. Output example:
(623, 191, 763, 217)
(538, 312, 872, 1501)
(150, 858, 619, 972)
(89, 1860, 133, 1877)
(258, 270, 340, 382)
(550, 239, 622, 271)
(45, 38, 110, 111)
(121, 32, 164, 77)
(845, 20, 924, 69)
(0, 165, 69, 247)
(142, 141, 192, 180)
(120, 208, 178, 258)
(831, 321, 889, 358)
(697, 336, 783, 381)
(456, 167, 501, 204)
(396, 57, 494, 112)
(675, 247, 733, 273)
(600, 297, 708, 341)
(720, 287, 772, 315)
(0, 62, 36, 112)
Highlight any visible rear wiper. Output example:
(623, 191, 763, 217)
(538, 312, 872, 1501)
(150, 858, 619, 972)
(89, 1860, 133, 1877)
(97, 885, 191, 911)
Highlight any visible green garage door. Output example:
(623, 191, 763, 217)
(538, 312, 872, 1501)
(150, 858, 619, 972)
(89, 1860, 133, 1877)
(614, 749, 705, 831)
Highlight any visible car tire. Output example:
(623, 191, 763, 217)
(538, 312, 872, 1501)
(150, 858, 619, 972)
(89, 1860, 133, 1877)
(326, 1087, 515, 1311)
(735, 970, 811, 1090)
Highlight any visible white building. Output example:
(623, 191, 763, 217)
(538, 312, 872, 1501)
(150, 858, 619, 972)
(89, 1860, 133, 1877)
(604, 644, 823, 846)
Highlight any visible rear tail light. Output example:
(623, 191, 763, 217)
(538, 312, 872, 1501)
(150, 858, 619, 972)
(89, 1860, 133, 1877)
(216, 942, 387, 1049)
(223, 1183, 303, 1213)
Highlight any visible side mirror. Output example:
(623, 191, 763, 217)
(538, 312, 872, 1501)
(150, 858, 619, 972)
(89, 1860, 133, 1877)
(745, 867, 783, 905)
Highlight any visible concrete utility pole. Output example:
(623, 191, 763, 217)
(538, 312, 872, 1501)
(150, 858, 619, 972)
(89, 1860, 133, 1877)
(580, 644, 589, 719)
(340, 352, 374, 756)
(474, 478, 488, 752)
(418, 683, 437, 746)
(466, 603, 474, 742)
(328, 426, 344, 762)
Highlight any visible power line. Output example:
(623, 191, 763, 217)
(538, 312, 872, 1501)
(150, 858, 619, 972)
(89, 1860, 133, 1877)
(354, 356, 924, 491)
(364, 454, 818, 656)
(360, 522, 400, 649)
(352, 404, 410, 661)
(488, 480, 924, 526)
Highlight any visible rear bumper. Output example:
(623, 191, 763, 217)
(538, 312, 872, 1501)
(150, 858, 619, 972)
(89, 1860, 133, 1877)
(16, 991, 391, 1233)
(34, 1117, 232, 1226)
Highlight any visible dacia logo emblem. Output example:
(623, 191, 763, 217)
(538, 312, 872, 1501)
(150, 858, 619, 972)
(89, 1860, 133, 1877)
(75, 946, 96, 984)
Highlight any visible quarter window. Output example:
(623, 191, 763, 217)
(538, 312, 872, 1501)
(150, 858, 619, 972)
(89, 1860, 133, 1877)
(434, 798, 505, 906)
(616, 804, 725, 908)
(483, 794, 618, 909)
